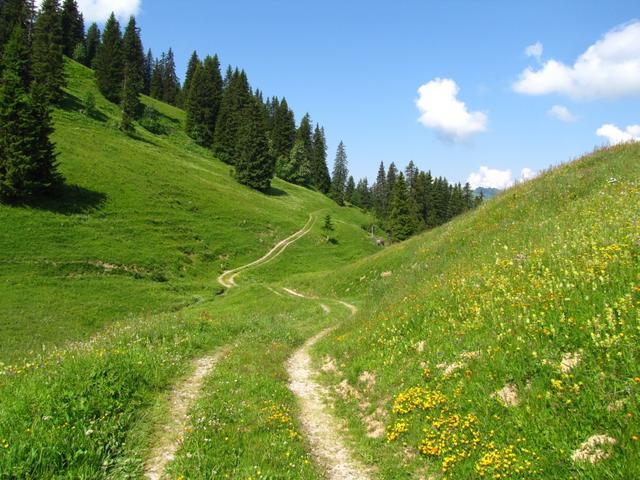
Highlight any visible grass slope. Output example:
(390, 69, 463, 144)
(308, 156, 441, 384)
(0, 59, 376, 362)
(0, 59, 377, 478)
(285, 144, 640, 479)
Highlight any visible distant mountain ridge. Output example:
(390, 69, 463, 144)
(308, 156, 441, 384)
(474, 187, 500, 199)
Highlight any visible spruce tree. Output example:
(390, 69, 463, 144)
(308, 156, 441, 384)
(0, 0, 34, 63)
(463, 182, 474, 210)
(84, 22, 99, 67)
(234, 97, 274, 190)
(312, 124, 331, 193)
(388, 173, 418, 241)
(329, 141, 348, 205)
(213, 68, 251, 164)
(161, 48, 180, 105)
(143, 48, 153, 94)
(270, 97, 296, 161)
(345, 175, 355, 204)
(185, 55, 222, 147)
(149, 56, 163, 99)
(352, 178, 371, 209)
(182, 50, 199, 103)
(322, 214, 334, 241)
(60, 0, 83, 57)
(0, 26, 60, 200)
(278, 139, 310, 184)
(94, 13, 123, 103)
(120, 65, 138, 133)
(121, 15, 144, 118)
(295, 113, 313, 185)
(31, 0, 65, 103)
(372, 161, 387, 219)
(386, 162, 398, 210)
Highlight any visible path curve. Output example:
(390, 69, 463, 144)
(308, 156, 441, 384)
(217, 214, 316, 289)
(145, 348, 229, 480)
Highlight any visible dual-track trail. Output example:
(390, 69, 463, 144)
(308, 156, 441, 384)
(145, 212, 370, 479)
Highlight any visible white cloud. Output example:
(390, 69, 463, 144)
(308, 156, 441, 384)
(416, 78, 488, 143)
(468, 166, 538, 190)
(513, 21, 640, 99)
(548, 105, 577, 123)
(525, 42, 543, 62)
(467, 167, 513, 190)
(596, 123, 640, 145)
(36, 0, 141, 23)
(520, 167, 537, 181)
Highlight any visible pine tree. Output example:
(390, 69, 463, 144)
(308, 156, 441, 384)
(31, 0, 65, 103)
(311, 124, 331, 193)
(385, 162, 398, 212)
(143, 48, 153, 94)
(294, 113, 313, 185)
(321, 214, 334, 241)
(213, 68, 251, 164)
(0, 26, 60, 200)
(329, 141, 348, 205)
(405, 160, 419, 195)
(182, 50, 199, 103)
(149, 56, 163, 99)
(278, 139, 311, 184)
(186, 55, 223, 147)
(120, 65, 138, 133)
(234, 97, 275, 190)
(463, 182, 474, 210)
(121, 15, 144, 118)
(84, 22, 99, 67)
(161, 48, 180, 105)
(372, 161, 386, 219)
(270, 97, 296, 161)
(352, 178, 371, 209)
(388, 173, 418, 242)
(414, 170, 432, 226)
(345, 175, 355, 204)
(94, 13, 123, 103)
(0, 0, 34, 64)
(60, 0, 83, 57)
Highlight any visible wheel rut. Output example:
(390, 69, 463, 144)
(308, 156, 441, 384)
(144, 348, 229, 479)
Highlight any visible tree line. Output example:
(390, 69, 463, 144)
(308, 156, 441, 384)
(0, 0, 66, 200)
(345, 160, 482, 241)
(0, 1, 479, 243)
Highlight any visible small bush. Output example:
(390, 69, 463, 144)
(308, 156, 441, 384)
(139, 105, 167, 135)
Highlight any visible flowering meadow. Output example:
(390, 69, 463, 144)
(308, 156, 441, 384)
(309, 144, 639, 479)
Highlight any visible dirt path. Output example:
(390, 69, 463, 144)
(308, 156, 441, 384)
(145, 348, 229, 480)
(217, 214, 316, 289)
(288, 329, 371, 480)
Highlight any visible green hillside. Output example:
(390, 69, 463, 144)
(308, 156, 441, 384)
(288, 144, 640, 479)
(1, 58, 638, 480)
(0, 59, 376, 362)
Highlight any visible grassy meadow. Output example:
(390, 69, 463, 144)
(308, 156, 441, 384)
(287, 144, 640, 479)
(1, 58, 639, 480)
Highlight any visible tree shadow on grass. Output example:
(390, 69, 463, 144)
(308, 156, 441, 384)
(59, 92, 108, 122)
(10, 183, 107, 215)
(264, 186, 288, 197)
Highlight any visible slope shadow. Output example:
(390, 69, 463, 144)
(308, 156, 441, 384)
(60, 92, 108, 122)
(264, 186, 288, 197)
(10, 183, 107, 215)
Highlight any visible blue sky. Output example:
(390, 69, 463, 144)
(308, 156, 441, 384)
(77, 0, 640, 187)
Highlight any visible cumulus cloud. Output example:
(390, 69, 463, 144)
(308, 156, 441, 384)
(525, 42, 543, 62)
(548, 105, 577, 122)
(416, 78, 488, 143)
(36, 0, 141, 23)
(513, 21, 640, 99)
(467, 166, 538, 190)
(596, 124, 640, 145)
